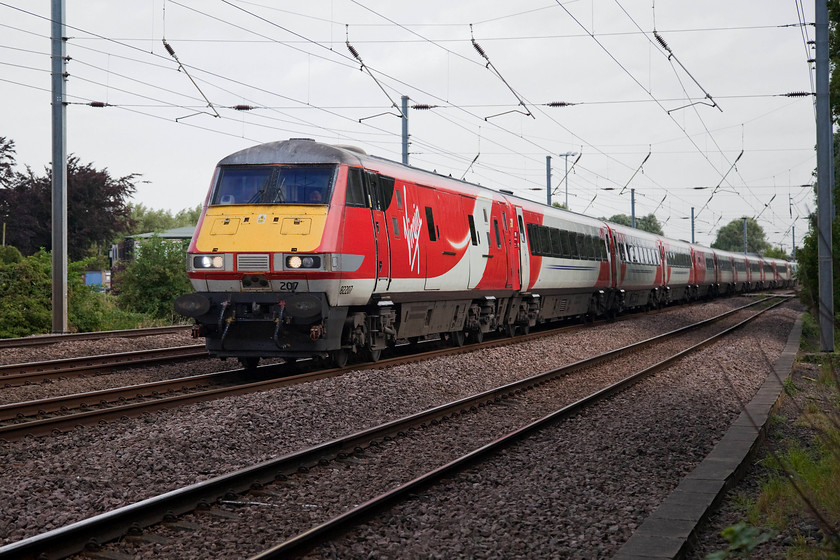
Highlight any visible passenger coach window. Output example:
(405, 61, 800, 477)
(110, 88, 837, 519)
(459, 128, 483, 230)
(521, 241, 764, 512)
(468, 215, 479, 246)
(494, 220, 502, 248)
(550, 229, 562, 255)
(425, 207, 437, 241)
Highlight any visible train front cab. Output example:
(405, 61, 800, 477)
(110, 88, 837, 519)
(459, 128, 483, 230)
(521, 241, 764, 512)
(176, 143, 361, 366)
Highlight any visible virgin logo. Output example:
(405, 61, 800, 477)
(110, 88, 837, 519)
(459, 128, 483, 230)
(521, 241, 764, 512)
(403, 204, 423, 274)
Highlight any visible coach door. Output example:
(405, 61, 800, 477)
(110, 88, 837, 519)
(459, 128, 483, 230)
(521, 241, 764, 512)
(491, 200, 511, 289)
(514, 207, 530, 292)
(366, 171, 393, 293)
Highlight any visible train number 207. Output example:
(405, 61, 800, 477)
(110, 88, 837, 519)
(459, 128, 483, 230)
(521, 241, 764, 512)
(277, 281, 299, 291)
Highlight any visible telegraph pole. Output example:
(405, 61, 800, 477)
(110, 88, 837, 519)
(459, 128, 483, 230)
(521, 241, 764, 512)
(51, 0, 68, 333)
(815, 0, 835, 351)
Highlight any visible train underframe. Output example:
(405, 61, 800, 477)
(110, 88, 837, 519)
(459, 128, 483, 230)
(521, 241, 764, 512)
(184, 281, 749, 369)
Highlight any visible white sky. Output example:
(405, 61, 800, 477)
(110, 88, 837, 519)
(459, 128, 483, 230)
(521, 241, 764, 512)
(0, 0, 818, 251)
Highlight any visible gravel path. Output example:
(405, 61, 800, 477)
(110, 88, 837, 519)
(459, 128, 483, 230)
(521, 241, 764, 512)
(0, 297, 793, 556)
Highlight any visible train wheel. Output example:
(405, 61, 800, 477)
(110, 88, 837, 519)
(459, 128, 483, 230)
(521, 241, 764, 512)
(504, 324, 516, 338)
(472, 330, 484, 344)
(368, 348, 382, 362)
(450, 331, 465, 347)
(520, 324, 530, 335)
(331, 349, 349, 368)
(238, 357, 259, 370)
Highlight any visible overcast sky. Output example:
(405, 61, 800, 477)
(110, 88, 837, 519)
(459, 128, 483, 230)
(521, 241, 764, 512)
(0, 0, 817, 250)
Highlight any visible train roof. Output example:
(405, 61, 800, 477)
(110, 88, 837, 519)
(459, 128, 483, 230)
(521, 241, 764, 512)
(218, 139, 367, 167)
(217, 139, 793, 263)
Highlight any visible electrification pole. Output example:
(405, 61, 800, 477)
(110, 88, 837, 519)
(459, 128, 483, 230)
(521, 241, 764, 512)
(815, 0, 835, 351)
(546, 156, 551, 206)
(401, 95, 409, 165)
(691, 207, 695, 243)
(559, 151, 577, 210)
(51, 0, 68, 334)
(631, 188, 636, 228)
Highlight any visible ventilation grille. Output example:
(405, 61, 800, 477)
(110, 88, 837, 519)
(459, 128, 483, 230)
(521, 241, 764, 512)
(236, 254, 270, 271)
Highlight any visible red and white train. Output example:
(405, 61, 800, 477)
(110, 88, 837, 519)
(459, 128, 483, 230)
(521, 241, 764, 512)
(175, 139, 795, 368)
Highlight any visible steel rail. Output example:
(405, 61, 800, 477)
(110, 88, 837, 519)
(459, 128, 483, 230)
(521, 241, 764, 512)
(251, 297, 789, 559)
(0, 325, 192, 349)
(0, 296, 786, 560)
(0, 297, 781, 441)
(0, 345, 207, 385)
(0, 371, 238, 422)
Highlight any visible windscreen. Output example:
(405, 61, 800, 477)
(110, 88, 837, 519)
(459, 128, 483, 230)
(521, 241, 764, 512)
(211, 165, 336, 205)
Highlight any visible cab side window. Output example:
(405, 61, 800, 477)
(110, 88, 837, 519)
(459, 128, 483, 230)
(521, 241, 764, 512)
(346, 168, 367, 207)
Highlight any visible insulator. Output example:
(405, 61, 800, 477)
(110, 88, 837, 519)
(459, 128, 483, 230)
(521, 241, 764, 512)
(163, 40, 176, 57)
(89, 101, 106, 108)
(547, 101, 573, 107)
(346, 43, 361, 61)
(233, 104, 255, 111)
(653, 31, 670, 52)
(472, 40, 488, 59)
(411, 104, 436, 110)
(785, 91, 812, 97)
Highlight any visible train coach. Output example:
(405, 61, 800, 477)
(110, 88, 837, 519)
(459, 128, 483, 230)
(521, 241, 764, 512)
(175, 139, 792, 368)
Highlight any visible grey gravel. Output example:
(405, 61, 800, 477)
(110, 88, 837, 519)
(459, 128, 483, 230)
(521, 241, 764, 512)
(0, 297, 797, 560)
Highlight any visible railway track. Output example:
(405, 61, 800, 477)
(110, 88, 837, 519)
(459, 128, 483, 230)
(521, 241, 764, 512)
(0, 295, 789, 559)
(0, 345, 207, 386)
(0, 296, 789, 440)
(0, 325, 192, 349)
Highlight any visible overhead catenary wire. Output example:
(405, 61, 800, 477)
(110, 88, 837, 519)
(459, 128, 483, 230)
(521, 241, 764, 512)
(345, 25, 406, 121)
(469, 24, 534, 120)
(160, 38, 220, 118)
(0, 1, 811, 248)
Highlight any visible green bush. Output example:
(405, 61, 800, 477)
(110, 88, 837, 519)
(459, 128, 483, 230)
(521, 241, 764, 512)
(114, 236, 193, 322)
(0, 245, 22, 264)
(0, 250, 172, 338)
(0, 249, 52, 337)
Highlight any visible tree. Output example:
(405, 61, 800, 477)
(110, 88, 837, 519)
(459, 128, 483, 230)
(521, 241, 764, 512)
(114, 236, 193, 321)
(636, 214, 664, 235)
(0, 137, 15, 187)
(763, 246, 790, 260)
(0, 155, 138, 259)
(603, 213, 664, 235)
(711, 218, 770, 254)
(129, 203, 201, 235)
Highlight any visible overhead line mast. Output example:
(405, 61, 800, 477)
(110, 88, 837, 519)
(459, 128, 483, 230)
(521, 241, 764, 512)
(51, 0, 67, 333)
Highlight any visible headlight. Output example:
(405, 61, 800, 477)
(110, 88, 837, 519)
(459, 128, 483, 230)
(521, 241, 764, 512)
(286, 255, 321, 269)
(193, 255, 225, 269)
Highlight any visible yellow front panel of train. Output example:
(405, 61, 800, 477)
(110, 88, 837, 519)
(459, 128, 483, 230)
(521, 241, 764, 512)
(194, 205, 328, 253)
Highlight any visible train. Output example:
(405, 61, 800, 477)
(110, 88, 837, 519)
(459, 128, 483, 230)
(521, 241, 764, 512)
(174, 138, 795, 369)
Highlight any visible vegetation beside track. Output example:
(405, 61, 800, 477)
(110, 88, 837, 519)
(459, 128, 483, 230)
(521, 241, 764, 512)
(0, 239, 188, 338)
(702, 311, 840, 560)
